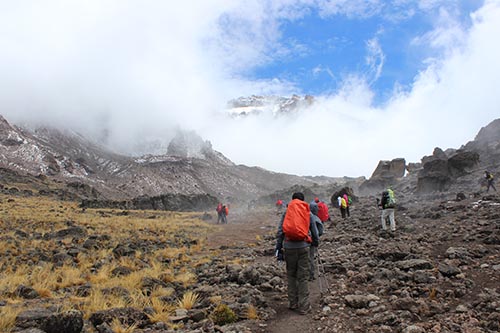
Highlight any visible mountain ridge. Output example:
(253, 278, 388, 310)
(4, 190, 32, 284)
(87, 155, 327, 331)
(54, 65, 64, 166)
(0, 114, 345, 204)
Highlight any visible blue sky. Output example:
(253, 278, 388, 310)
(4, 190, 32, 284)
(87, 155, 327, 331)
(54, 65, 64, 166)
(247, 1, 483, 104)
(1, 0, 499, 177)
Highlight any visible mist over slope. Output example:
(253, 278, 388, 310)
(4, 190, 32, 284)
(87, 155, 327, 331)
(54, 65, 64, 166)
(0, 114, 348, 205)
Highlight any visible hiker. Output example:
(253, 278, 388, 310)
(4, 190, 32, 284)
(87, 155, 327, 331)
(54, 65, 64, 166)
(379, 188, 396, 232)
(337, 196, 347, 219)
(276, 199, 285, 215)
(314, 198, 331, 223)
(216, 203, 224, 223)
(343, 194, 350, 218)
(308, 201, 324, 281)
(275, 192, 320, 315)
(221, 204, 228, 224)
(485, 171, 497, 192)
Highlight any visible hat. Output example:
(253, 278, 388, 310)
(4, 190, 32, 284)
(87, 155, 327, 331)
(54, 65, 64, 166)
(314, 197, 319, 203)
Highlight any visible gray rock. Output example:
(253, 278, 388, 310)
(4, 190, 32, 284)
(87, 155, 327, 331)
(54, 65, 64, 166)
(397, 259, 433, 271)
(438, 263, 461, 277)
(402, 325, 426, 333)
(16, 309, 83, 333)
(344, 294, 379, 309)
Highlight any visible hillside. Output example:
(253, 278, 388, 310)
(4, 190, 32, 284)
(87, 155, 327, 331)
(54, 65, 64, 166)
(0, 115, 345, 207)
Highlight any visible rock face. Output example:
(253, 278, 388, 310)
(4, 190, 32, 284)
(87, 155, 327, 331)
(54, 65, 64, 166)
(463, 118, 500, 167)
(81, 193, 218, 212)
(417, 149, 479, 193)
(359, 158, 406, 194)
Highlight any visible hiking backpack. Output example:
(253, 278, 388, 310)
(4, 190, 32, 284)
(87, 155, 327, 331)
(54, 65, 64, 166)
(385, 189, 396, 208)
(340, 197, 347, 209)
(283, 199, 311, 242)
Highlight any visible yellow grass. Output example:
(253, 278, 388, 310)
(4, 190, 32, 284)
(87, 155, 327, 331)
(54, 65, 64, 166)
(0, 194, 215, 321)
(246, 304, 259, 320)
(147, 297, 174, 323)
(0, 306, 23, 332)
(177, 291, 199, 310)
(110, 318, 137, 333)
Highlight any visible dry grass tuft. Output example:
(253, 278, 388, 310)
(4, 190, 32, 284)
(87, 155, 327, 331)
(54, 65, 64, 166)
(110, 318, 138, 333)
(177, 291, 199, 310)
(0, 306, 23, 332)
(246, 304, 259, 320)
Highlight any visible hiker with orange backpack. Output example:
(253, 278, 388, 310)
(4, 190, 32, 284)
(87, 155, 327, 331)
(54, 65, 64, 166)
(275, 192, 320, 315)
(221, 204, 228, 224)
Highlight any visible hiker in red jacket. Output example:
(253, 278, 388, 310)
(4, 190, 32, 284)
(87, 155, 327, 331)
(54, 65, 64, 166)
(314, 197, 330, 223)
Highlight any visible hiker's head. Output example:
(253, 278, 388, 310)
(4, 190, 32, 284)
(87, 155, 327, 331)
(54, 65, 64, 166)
(314, 197, 319, 203)
(310, 202, 319, 215)
(292, 192, 305, 201)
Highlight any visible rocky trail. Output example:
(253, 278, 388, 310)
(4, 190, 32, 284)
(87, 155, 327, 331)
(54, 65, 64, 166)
(204, 193, 499, 333)
(1, 192, 498, 332)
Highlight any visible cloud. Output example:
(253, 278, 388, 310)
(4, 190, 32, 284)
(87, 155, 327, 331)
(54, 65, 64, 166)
(365, 37, 385, 84)
(0, 0, 498, 178)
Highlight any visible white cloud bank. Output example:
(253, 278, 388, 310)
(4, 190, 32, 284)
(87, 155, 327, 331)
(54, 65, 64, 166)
(0, 0, 499, 177)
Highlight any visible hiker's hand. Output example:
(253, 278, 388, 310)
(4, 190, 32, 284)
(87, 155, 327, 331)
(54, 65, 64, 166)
(312, 240, 319, 247)
(275, 245, 284, 261)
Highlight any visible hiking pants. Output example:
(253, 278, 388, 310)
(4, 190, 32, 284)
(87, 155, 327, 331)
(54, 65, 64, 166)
(308, 246, 316, 280)
(217, 212, 224, 223)
(284, 247, 310, 311)
(487, 180, 497, 192)
(340, 207, 346, 218)
(346, 206, 350, 217)
(381, 208, 396, 231)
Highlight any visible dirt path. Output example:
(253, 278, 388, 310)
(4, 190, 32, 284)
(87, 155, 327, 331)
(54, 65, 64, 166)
(205, 208, 323, 333)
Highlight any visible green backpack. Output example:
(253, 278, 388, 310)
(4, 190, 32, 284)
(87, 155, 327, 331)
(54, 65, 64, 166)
(386, 189, 396, 208)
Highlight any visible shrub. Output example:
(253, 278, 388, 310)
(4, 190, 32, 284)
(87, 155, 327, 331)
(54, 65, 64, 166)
(210, 303, 237, 325)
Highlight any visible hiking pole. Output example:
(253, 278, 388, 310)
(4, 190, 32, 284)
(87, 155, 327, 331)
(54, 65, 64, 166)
(316, 249, 330, 294)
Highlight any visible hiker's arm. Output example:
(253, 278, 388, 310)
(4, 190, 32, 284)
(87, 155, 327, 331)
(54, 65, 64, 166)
(275, 213, 285, 250)
(310, 215, 319, 247)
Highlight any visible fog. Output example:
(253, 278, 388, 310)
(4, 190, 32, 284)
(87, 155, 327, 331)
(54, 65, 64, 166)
(1, 1, 499, 177)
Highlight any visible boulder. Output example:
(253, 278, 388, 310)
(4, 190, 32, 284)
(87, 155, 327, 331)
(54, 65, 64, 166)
(359, 158, 406, 193)
(15, 309, 83, 333)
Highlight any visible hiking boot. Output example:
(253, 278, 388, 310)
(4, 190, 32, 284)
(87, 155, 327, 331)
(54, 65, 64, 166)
(297, 305, 311, 315)
(288, 303, 298, 310)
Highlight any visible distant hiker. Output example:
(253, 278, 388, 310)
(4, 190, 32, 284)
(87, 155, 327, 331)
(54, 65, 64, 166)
(216, 203, 224, 223)
(276, 199, 285, 215)
(338, 196, 347, 219)
(308, 201, 324, 281)
(379, 188, 396, 232)
(276, 192, 319, 315)
(343, 194, 350, 218)
(221, 204, 228, 224)
(485, 171, 497, 192)
(314, 198, 331, 223)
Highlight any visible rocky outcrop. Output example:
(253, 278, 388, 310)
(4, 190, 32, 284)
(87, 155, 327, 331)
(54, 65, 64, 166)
(417, 149, 479, 193)
(359, 158, 406, 194)
(81, 193, 219, 212)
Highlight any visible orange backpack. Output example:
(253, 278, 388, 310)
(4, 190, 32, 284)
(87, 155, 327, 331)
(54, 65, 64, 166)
(225, 207, 229, 215)
(283, 199, 311, 242)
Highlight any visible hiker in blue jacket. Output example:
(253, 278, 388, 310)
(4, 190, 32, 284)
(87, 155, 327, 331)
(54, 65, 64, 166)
(308, 201, 324, 281)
